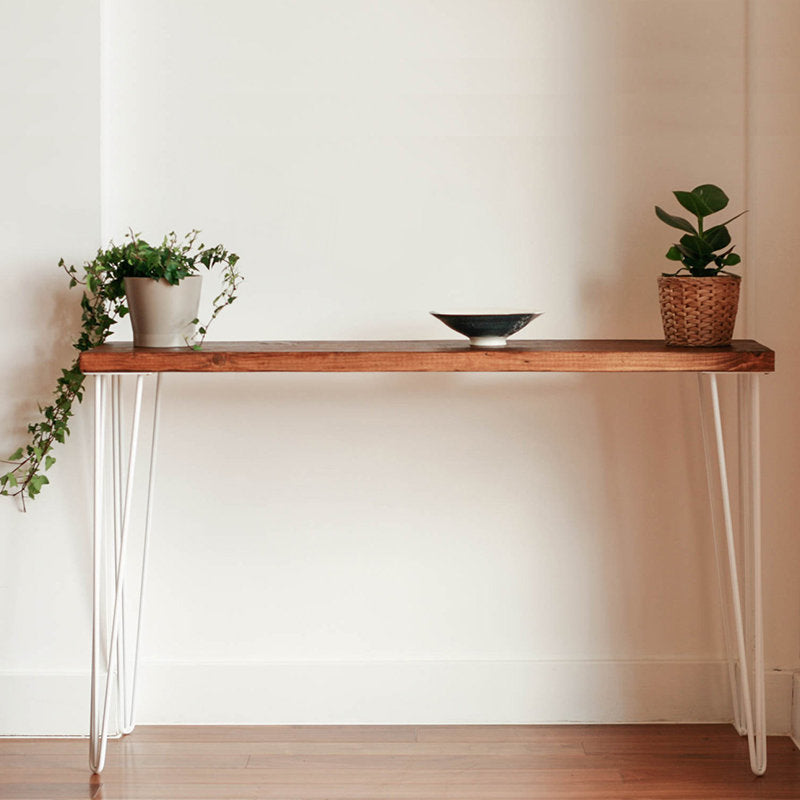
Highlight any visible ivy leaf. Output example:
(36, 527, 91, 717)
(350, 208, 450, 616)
(45, 455, 56, 471)
(28, 474, 49, 497)
(8, 448, 23, 461)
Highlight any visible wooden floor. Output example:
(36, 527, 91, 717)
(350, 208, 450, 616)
(1, 725, 799, 800)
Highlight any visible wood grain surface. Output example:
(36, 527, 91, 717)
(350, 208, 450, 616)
(78, 339, 775, 374)
(0, 725, 797, 799)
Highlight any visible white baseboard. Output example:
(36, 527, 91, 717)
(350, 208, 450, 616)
(0, 660, 793, 737)
(0, 672, 88, 736)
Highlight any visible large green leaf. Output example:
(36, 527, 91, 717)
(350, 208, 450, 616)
(677, 236, 715, 269)
(679, 234, 713, 259)
(675, 184, 729, 217)
(704, 224, 732, 252)
(693, 184, 729, 214)
(674, 245, 711, 270)
(655, 206, 696, 234)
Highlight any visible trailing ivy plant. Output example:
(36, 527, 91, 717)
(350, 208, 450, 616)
(1, 230, 241, 507)
(655, 184, 746, 277)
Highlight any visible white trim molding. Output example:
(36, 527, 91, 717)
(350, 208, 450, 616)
(0, 661, 793, 737)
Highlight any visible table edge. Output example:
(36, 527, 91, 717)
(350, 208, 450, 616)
(78, 340, 776, 374)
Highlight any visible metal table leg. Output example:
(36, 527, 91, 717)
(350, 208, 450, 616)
(89, 373, 162, 774)
(698, 373, 767, 776)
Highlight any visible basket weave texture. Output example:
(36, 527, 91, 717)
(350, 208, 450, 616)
(657, 275, 741, 347)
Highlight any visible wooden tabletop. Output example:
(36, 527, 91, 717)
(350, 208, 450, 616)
(78, 340, 775, 374)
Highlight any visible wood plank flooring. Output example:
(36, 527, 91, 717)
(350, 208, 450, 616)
(1, 724, 799, 800)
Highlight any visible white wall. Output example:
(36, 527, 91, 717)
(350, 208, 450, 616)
(0, 2, 101, 734)
(749, 1, 800, 679)
(1, 0, 798, 735)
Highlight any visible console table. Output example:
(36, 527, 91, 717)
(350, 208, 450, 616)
(79, 340, 775, 775)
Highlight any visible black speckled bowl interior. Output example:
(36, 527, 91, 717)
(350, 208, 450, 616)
(431, 311, 542, 345)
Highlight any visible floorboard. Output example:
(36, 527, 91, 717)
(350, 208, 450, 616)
(0, 724, 798, 800)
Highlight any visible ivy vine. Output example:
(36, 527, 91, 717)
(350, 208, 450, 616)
(1, 231, 241, 507)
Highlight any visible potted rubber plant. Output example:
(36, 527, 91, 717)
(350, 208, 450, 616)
(1, 230, 241, 505)
(655, 184, 746, 346)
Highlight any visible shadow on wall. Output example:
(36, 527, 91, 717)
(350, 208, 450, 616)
(537, 0, 746, 720)
(2, 267, 83, 454)
(0, 257, 94, 677)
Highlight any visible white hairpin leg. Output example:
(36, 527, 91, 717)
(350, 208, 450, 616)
(122, 373, 163, 734)
(739, 372, 767, 774)
(89, 373, 161, 773)
(89, 374, 108, 773)
(698, 376, 745, 734)
(111, 376, 129, 734)
(698, 373, 766, 776)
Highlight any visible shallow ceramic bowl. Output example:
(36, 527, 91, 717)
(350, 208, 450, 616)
(430, 310, 542, 347)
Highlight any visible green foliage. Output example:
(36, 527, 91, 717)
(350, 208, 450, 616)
(1, 230, 242, 507)
(655, 184, 746, 277)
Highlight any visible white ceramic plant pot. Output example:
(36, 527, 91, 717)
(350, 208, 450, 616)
(124, 275, 202, 348)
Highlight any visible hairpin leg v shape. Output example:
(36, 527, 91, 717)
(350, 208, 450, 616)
(89, 372, 162, 774)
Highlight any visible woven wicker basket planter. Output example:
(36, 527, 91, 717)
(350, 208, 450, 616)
(657, 275, 741, 347)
